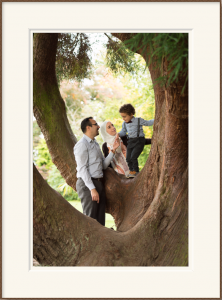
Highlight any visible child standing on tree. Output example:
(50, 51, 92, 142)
(118, 103, 154, 178)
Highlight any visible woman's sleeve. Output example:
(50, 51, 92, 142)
(102, 143, 113, 169)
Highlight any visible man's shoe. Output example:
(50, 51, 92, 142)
(128, 171, 137, 178)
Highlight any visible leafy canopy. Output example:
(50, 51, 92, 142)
(106, 33, 188, 93)
(105, 33, 143, 76)
(55, 32, 188, 93)
(56, 33, 92, 83)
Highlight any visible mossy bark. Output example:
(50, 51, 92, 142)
(33, 33, 188, 266)
(33, 33, 77, 189)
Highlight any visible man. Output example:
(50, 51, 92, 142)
(74, 117, 120, 226)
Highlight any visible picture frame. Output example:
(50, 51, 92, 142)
(2, 1, 220, 298)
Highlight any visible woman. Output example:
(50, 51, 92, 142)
(100, 121, 130, 176)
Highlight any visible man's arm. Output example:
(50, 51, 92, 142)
(118, 122, 127, 137)
(140, 118, 154, 126)
(74, 142, 95, 191)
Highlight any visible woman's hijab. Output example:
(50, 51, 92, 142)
(100, 121, 117, 145)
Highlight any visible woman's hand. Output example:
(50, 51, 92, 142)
(112, 134, 120, 151)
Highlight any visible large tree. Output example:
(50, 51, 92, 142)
(33, 33, 188, 266)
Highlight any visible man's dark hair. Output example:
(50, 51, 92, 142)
(119, 104, 135, 116)
(81, 117, 93, 133)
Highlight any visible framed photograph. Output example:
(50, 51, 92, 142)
(2, 1, 220, 298)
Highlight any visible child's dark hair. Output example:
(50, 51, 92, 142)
(81, 117, 93, 133)
(119, 104, 135, 116)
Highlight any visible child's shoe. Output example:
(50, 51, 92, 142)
(128, 171, 137, 178)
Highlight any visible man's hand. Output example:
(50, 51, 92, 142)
(91, 188, 99, 203)
(112, 134, 120, 151)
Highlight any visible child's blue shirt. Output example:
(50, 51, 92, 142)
(119, 116, 154, 138)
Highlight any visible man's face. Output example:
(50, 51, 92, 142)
(89, 119, 100, 137)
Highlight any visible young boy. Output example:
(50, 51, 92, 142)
(118, 103, 154, 178)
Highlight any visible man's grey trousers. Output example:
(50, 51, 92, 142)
(76, 177, 106, 226)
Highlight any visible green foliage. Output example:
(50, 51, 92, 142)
(34, 137, 79, 200)
(47, 165, 80, 201)
(105, 33, 188, 93)
(56, 32, 188, 91)
(124, 33, 188, 93)
(34, 35, 156, 201)
(33, 120, 41, 148)
(138, 145, 151, 171)
(105, 34, 142, 76)
(56, 33, 92, 83)
(94, 56, 155, 170)
(35, 139, 53, 168)
(60, 52, 155, 172)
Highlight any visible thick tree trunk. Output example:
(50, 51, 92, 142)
(33, 33, 188, 266)
(33, 33, 77, 189)
(34, 163, 187, 266)
(106, 33, 188, 235)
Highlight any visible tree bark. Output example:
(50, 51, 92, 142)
(34, 163, 187, 266)
(106, 33, 188, 234)
(33, 33, 188, 266)
(33, 33, 77, 189)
